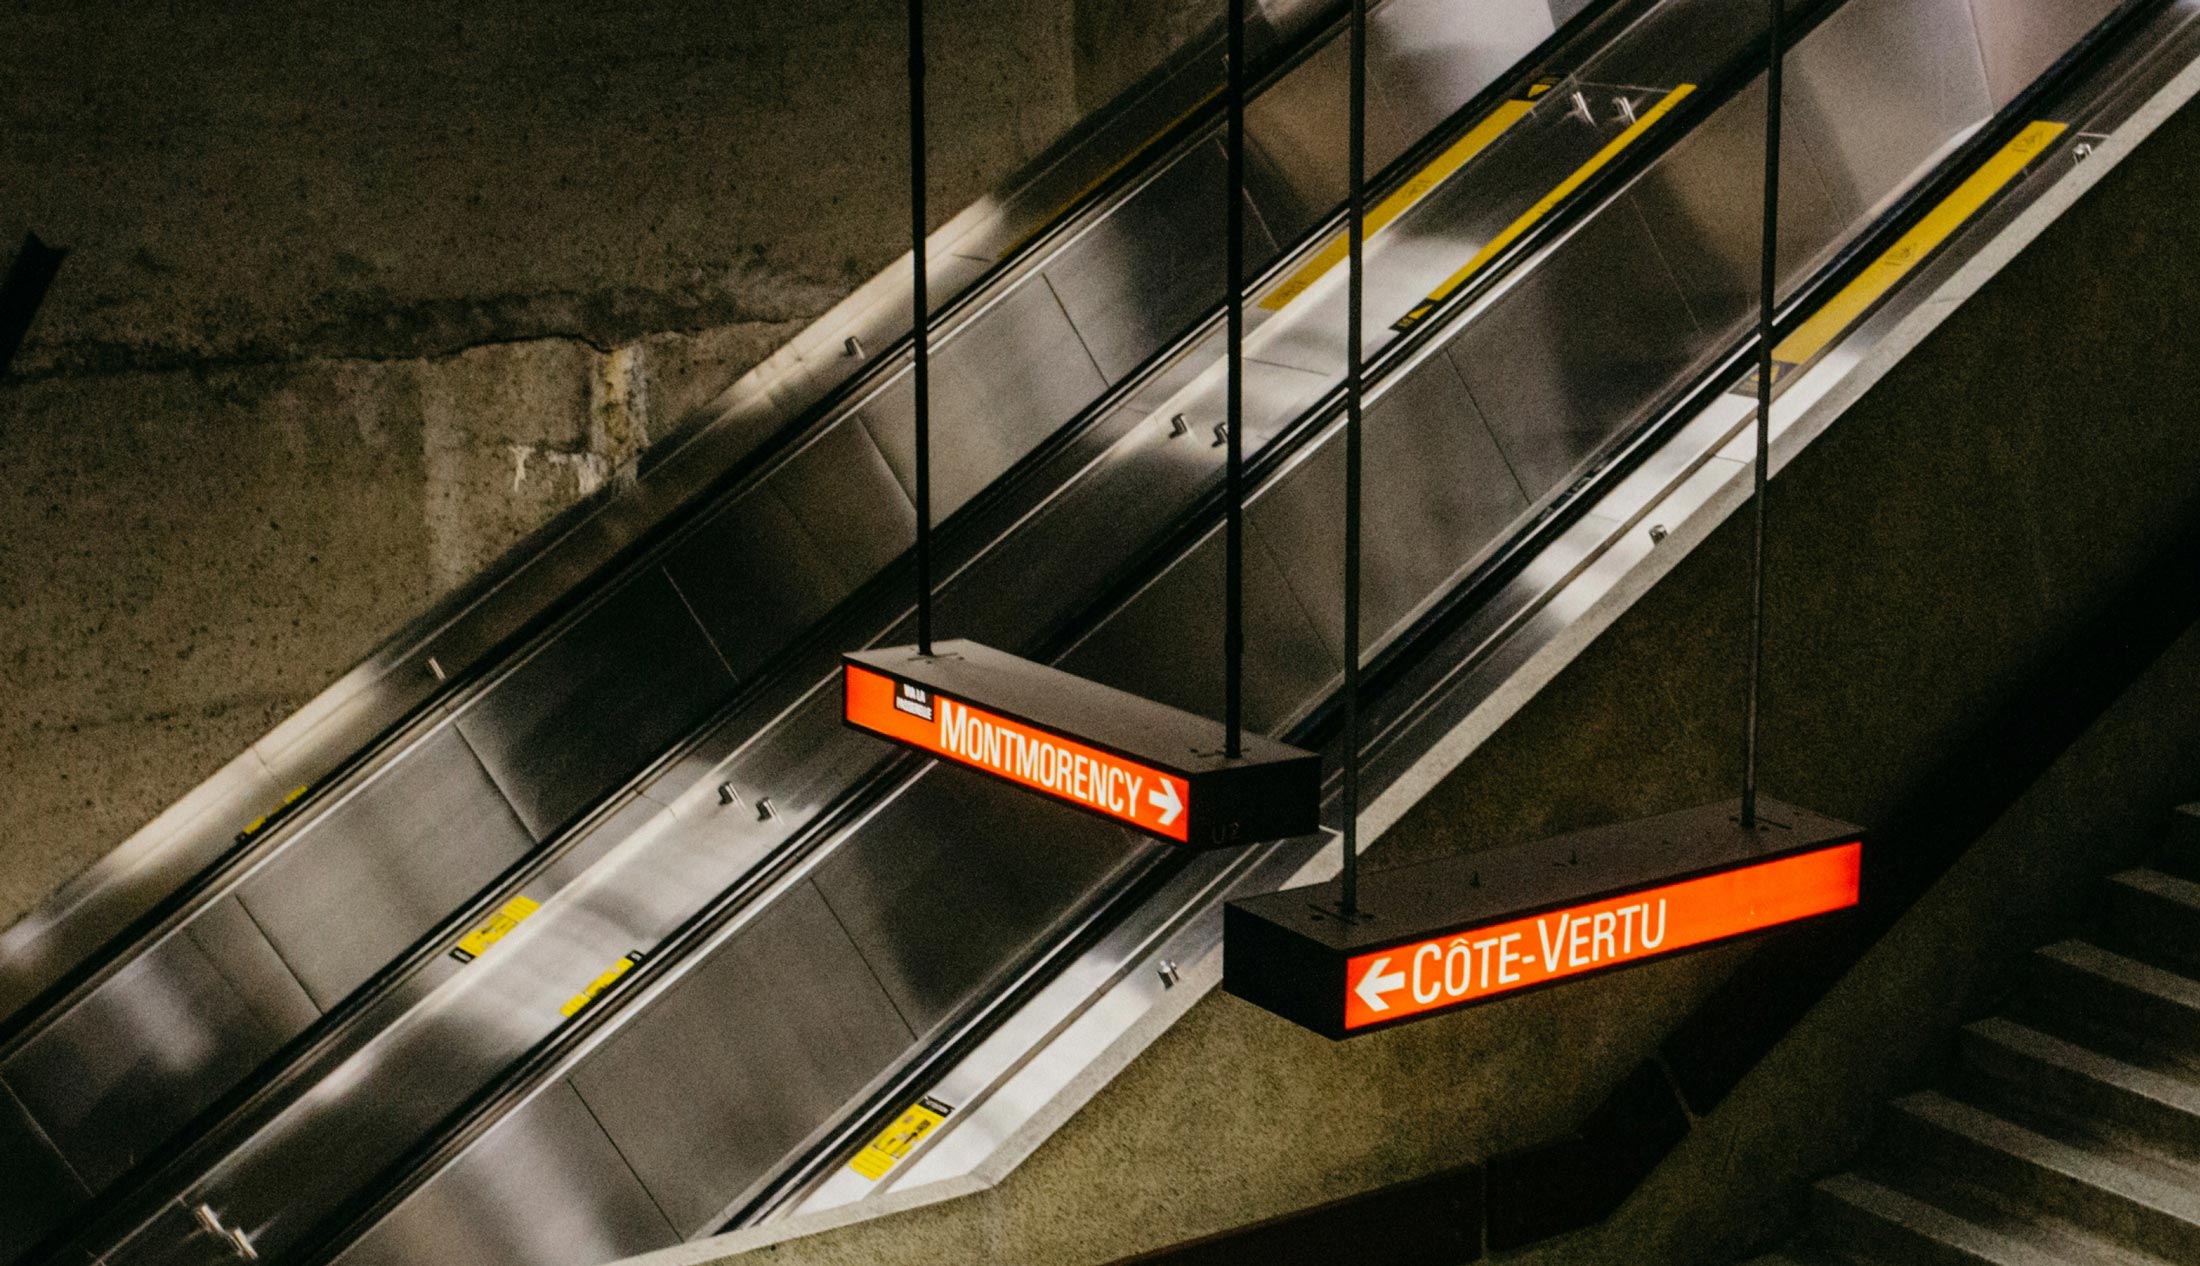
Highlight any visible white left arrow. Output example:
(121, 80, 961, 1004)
(1355, 956, 1406, 1013)
(1148, 779, 1183, 828)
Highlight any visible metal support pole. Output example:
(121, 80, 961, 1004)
(1224, 0, 1246, 760)
(1341, 0, 1366, 912)
(1742, 0, 1785, 829)
(909, 0, 935, 656)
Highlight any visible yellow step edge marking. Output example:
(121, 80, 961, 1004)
(1767, 119, 2067, 373)
(451, 895, 541, 964)
(560, 950, 644, 1019)
(848, 1096, 953, 1181)
(1393, 83, 1697, 333)
(1259, 95, 1542, 312)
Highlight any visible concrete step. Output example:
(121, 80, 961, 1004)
(1809, 1171, 2076, 1266)
(1961, 1016, 2200, 1167)
(2160, 805, 2200, 882)
(2027, 940, 2200, 1059)
(1887, 1091, 2200, 1263)
(2104, 869, 2200, 971)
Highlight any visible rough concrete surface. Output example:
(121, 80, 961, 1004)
(687, 87, 2200, 1266)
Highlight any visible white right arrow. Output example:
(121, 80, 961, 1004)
(1355, 956, 1406, 1013)
(1148, 779, 1183, 828)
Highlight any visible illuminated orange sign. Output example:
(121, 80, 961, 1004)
(844, 661, 1193, 842)
(1342, 841, 1861, 1030)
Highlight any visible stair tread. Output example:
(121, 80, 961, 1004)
(2036, 940, 2200, 1010)
(1896, 1091, 2200, 1227)
(1818, 1171, 2082, 1266)
(2110, 868, 2200, 909)
(1968, 1015, 2200, 1116)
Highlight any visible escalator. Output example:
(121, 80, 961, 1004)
(0, 0, 1680, 1260)
(15, 0, 2193, 1263)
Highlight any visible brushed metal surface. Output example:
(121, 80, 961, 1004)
(1782, 0, 1995, 221)
(570, 882, 915, 1233)
(1444, 196, 1706, 500)
(237, 727, 536, 1009)
(766, 418, 918, 595)
(0, 1083, 88, 1264)
(1627, 73, 1851, 335)
(3, 929, 290, 1193)
(1043, 138, 1278, 382)
(1249, 352, 1533, 663)
(180, 895, 319, 1036)
(1368, 0, 1562, 170)
(856, 275, 1111, 522)
(454, 573, 737, 841)
(810, 776, 1147, 1040)
(660, 487, 850, 683)
(331, 1081, 679, 1266)
(1971, 0, 2126, 106)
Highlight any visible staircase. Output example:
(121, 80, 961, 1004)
(1760, 805, 2200, 1266)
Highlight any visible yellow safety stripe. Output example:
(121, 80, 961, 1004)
(1259, 97, 1541, 311)
(1768, 119, 2067, 372)
(1393, 84, 1697, 332)
(560, 951, 643, 1019)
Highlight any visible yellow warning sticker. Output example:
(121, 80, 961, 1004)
(560, 951, 644, 1019)
(1393, 84, 1697, 333)
(849, 1097, 953, 1181)
(451, 895, 542, 963)
(1010, 88, 1224, 257)
(1739, 119, 2068, 392)
(236, 785, 311, 844)
(1259, 94, 1543, 312)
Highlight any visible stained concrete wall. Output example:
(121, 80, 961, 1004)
(684, 74, 2200, 1266)
(0, 2, 1225, 928)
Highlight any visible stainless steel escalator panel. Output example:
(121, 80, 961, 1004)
(1442, 196, 1707, 500)
(1368, 0, 1565, 169)
(808, 773, 1152, 1040)
(453, 572, 738, 841)
(330, 1081, 679, 1266)
(1041, 138, 1279, 383)
(1625, 74, 1852, 335)
(1578, 0, 1760, 88)
(183, 894, 319, 1035)
(765, 418, 918, 595)
(568, 881, 916, 1235)
(2, 926, 292, 1194)
(1249, 353, 1534, 660)
(0, 1083, 88, 1264)
(855, 276, 1112, 523)
(1057, 514, 1343, 734)
(1971, 0, 2126, 106)
(235, 727, 536, 1010)
(1780, 0, 1995, 221)
(660, 488, 851, 683)
(1243, 26, 1369, 245)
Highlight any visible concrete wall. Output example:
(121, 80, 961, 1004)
(683, 79, 2200, 1266)
(0, 1, 1219, 928)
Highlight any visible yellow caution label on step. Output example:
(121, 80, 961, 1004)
(1259, 95, 1542, 312)
(848, 1096, 953, 1181)
(451, 895, 541, 963)
(1393, 84, 1696, 333)
(1740, 119, 2068, 392)
(560, 951, 644, 1019)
